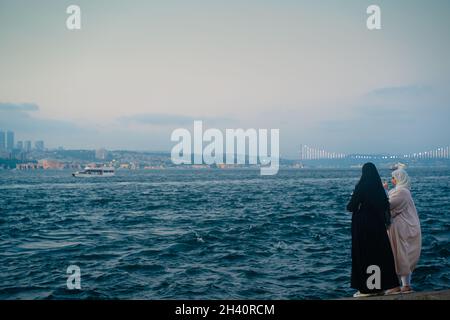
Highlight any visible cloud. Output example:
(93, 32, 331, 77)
(0, 104, 236, 149)
(0, 102, 88, 142)
(315, 84, 450, 153)
(366, 85, 432, 98)
(118, 114, 197, 126)
(361, 84, 449, 116)
(0, 102, 39, 112)
(117, 113, 234, 126)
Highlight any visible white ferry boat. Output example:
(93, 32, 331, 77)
(72, 166, 115, 177)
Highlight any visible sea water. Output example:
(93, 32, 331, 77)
(0, 168, 448, 299)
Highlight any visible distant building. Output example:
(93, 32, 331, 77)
(38, 159, 64, 169)
(120, 163, 130, 169)
(95, 148, 108, 160)
(16, 163, 39, 170)
(24, 140, 32, 152)
(35, 140, 44, 151)
(0, 131, 5, 151)
(17, 141, 23, 150)
(6, 131, 14, 151)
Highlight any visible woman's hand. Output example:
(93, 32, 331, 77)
(383, 181, 389, 191)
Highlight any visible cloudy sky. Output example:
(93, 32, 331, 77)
(1, 0, 449, 158)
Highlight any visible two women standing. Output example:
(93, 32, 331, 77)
(347, 163, 422, 297)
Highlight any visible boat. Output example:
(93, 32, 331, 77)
(72, 166, 115, 177)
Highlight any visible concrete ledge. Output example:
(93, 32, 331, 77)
(343, 289, 450, 300)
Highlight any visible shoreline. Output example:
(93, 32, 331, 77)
(343, 289, 450, 300)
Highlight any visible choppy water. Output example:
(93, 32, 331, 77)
(0, 168, 448, 299)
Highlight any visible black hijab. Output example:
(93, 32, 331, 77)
(355, 163, 389, 211)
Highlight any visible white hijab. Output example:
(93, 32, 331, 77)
(392, 169, 411, 190)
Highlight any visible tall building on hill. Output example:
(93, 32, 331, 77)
(6, 131, 14, 151)
(24, 140, 32, 152)
(95, 148, 108, 160)
(0, 131, 5, 151)
(35, 140, 44, 151)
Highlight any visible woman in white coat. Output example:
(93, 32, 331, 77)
(384, 169, 422, 294)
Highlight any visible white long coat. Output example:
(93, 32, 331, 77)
(387, 187, 422, 276)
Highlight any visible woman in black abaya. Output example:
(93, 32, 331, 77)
(347, 163, 399, 297)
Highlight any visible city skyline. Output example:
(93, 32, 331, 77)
(2, 127, 450, 162)
(0, 129, 45, 152)
(1, 1, 450, 157)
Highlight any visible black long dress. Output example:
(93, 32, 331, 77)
(347, 172, 399, 293)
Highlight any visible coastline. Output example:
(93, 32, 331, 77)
(343, 289, 450, 300)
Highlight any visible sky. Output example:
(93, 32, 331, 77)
(0, 0, 449, 158)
